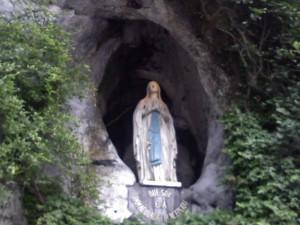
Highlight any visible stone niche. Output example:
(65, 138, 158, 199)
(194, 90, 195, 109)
(101, 20, 205, 188)
(99, 21, 206, 223)
(63, 0, 233, 223)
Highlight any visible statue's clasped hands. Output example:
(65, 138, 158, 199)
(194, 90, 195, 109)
(146, 140, 151, 151)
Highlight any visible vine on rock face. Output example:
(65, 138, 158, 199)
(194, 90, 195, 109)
(167, 0, 300, 225)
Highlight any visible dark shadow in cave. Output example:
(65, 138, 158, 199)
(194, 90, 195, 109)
(99, 20, 206, 187)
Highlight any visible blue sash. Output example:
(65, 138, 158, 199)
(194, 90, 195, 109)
(148, 111, 162, 166)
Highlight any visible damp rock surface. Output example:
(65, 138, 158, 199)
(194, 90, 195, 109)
(60, 0, 233, 222)
(0, 0, 233, 223)
(0, 183, 27, 225)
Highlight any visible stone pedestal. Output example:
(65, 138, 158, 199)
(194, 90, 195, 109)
(128, 184, 189, 223)
(141, 180, 182, 187)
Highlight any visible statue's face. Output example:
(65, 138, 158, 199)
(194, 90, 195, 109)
(148, 81, 160, 94)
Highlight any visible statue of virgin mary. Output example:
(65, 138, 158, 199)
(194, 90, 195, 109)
(133, 81, 181, 187)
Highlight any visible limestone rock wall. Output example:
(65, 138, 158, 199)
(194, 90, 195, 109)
(58, 0, 232, 222)
(0, 183, 27, 225)
(0, 0, 233, 223)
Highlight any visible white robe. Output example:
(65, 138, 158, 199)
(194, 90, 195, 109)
(133, 98, 178, 184)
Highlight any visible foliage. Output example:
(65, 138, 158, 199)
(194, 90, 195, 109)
(167, 0, 300, 225)
(224, 108, 299, 225)
(1, 0, 299, 225)
(0, 184, 10, 202)
(122, 218, 153, 225)
(168, 100, 300, 225)
(0, 8, 101, 225)
(33, 195, 113, 225)
(168, 211, 234, 225)
(177, 0, 300, 96)
(0, 14, 88, 185)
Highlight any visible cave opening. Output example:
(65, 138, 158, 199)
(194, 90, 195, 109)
(99, 20, 209, 187)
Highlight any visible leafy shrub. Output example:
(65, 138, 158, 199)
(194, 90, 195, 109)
(35, 195, 113, 225)
(223, 108, 299, 225)
(0, 9, 99, 225)
(1, 1, 299, 225)
(0, 15, 85, 183)
(167, 0, 300, 224)
(169, 105, 299, 225)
